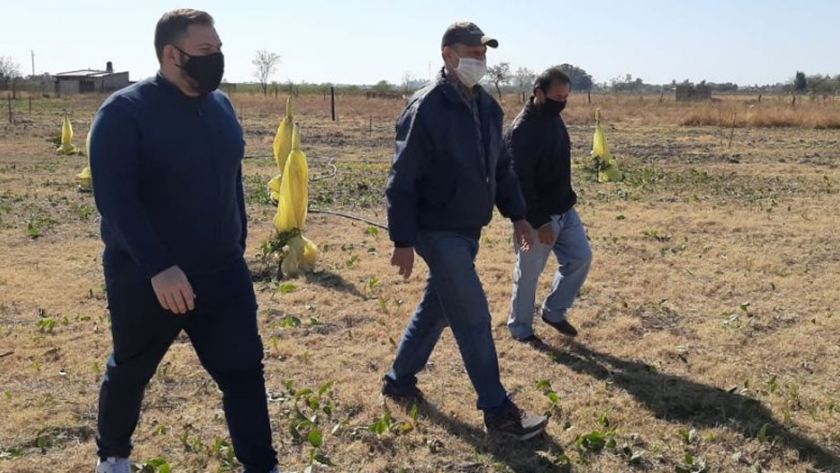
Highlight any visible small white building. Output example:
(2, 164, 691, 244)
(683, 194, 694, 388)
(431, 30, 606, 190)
(54, 61, 129, 96)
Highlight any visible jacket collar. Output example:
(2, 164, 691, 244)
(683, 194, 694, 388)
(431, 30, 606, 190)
(153, 72, 203, 102)
(524, 96, 558, 120)
(438, 67, 484, 105)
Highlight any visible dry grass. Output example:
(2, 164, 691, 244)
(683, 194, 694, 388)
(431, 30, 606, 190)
(677, 100, 840, 129)
(1, 93, 839, 473)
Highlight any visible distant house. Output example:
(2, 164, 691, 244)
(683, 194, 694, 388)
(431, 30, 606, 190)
(54, 61, 129, 96)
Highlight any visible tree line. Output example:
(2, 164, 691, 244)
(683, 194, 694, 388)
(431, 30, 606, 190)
(3, 49, 839, 99)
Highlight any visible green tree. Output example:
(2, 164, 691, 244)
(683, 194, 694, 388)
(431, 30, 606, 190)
(372, 80, 393, 94)
(558, 63, 593, 91)
(514, 67, 535, 95)
(794, 71, 807, 91)
(486, 62, 511, 101)
(807, 74, 839, 94)
(0, 56, 20, 91)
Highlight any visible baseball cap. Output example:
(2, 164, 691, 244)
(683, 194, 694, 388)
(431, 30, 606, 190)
(441, 21, 498, 49)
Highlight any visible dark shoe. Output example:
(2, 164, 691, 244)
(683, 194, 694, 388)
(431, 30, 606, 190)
(514, 334, 546, 348)
(381, 377, 425, 404)
(541, 317, 578, 337)
(484, 401, 548, 441)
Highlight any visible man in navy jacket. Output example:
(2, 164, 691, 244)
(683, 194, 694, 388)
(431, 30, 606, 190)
(382, 21, 548, 441)
(90, 9, 278, 473)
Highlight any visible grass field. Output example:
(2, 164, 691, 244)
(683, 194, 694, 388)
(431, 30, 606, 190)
(1, 90, 839, 473)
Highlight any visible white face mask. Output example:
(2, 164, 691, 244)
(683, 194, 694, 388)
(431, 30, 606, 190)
(453, 54, 486, 88)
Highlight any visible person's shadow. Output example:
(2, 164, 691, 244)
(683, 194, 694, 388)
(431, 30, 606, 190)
(536, 341, 840, 473)
(304, 269, 366, 300)
(394, 402, 572, 473)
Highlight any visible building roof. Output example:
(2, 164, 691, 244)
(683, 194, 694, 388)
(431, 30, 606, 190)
(54, 69, 127, 79)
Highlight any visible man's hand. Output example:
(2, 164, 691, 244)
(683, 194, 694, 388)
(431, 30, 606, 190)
(151, 266, 195, 315)
(391, 247, 415, 279)
(537, 222, 555, 246)
(513, 219, 534, 252)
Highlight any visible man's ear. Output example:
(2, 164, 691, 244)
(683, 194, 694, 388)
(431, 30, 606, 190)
(163, 44, 181, 67)
(442, 46, 458, 69)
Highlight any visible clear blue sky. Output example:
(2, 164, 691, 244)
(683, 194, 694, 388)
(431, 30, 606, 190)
(2, 0, 838, 86)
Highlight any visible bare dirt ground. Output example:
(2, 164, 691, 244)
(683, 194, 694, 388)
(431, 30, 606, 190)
(1, 92, 839, 473)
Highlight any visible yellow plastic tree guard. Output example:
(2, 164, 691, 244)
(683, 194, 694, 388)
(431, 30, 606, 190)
(273, 123, 317, 276)
(591, 109, 622, 183)
(57, 116, 78, 155)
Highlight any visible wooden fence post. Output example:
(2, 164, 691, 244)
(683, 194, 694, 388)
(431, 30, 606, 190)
(330, 86, 336, 121)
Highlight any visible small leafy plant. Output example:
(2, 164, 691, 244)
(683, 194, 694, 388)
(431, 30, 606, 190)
(367, 406, 417, 437)
(275, 380, 342, 468)
(536, 379, 561, 417)
(675, 452, 709, 473)
(138, 457, 172, 473)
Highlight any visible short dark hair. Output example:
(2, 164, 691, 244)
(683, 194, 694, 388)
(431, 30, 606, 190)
(534, 67, 571, 94)
(154, 9, 214, 62)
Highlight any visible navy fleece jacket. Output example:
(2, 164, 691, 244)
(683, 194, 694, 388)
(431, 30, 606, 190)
(89, 73, 247, 281)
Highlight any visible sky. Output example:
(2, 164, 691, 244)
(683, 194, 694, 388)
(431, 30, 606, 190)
(2, 0, 838, 87)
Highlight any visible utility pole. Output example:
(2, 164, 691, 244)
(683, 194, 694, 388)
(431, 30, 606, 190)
(31, 50, 35, 77)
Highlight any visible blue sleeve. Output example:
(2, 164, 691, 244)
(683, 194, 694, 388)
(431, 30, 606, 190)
(385, 103, 430, 247)
(89, 98, 175, 277)
(494, 133, 526, 222)
(236, 164, 247, 251)
(218, 92, 247, 251)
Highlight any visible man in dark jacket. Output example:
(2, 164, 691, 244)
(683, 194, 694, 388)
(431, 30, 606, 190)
(506, 67, 593, 342)
(90, 9, 279, 473)
(382, 21, 548, 441)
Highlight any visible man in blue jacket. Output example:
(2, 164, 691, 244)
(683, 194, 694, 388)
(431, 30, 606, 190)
(506, 67, 593, 342)
(382, 21, 548, 441)
(89, 9, 279, 473)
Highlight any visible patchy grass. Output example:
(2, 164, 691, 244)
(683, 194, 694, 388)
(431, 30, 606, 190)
(1, 93, 839, 472)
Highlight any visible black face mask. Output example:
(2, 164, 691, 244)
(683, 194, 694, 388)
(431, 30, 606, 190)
(541, 97, 566, 115)
(175, 47, 224, 95)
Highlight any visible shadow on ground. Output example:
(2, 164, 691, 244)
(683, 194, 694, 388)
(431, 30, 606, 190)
(533, 341, 840, 473)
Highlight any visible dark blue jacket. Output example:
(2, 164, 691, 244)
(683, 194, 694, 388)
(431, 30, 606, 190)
(89, 73, 247, 281)
(386, 71, 525, 246)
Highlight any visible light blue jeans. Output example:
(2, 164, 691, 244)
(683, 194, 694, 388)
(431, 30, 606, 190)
(508, 208, 593, 340)
(385, 231, 510, 412)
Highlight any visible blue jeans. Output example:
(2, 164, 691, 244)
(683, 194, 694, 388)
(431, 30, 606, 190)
(96, 258, 278, 473)
(385, 231, 509, 412)
(508, 208, 593, 340)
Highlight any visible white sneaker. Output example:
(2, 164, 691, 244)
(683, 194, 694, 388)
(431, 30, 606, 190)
(96, 457, 132, 473)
